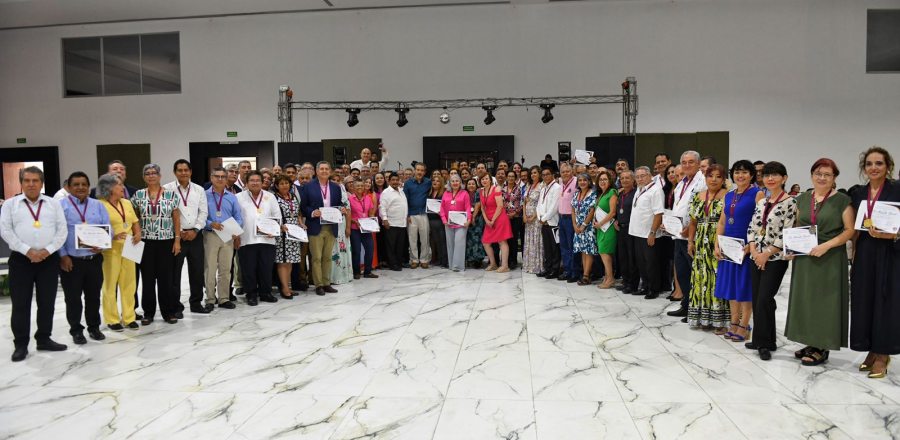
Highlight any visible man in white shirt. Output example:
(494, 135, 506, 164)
(0, 167, 69, 361)
(52, 179, 69, 201)
(349, 143, 389, 171)
(236, 171, 281, 305)
(164, 159, 210, 315)
(536, 168, 562, 279)
(667, 150, 706, 318)
(629, 167, 665, 300)
(379, 173, 408, 271)
(235, 160, 252, 191)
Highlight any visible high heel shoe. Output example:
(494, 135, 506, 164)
(868, 356, 891, 379)
(859, 353, 877, 372)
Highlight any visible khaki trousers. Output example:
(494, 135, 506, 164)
(309, 227, 336, 287)
(204, 231, 234, 304)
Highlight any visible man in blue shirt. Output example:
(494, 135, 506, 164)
(403, 163, 432, 268)
(204, 166, 244, 309)
(59, 171, 111, 345)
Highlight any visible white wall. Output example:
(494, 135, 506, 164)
(1, 0, 899, 188)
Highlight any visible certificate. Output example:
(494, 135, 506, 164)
(783, 226, 818, 256)
(662, 214, 684, 239)
(214, 217, 244, 242)
(284, 224, 309, 242)
(75, 224, 112, 249)
(717, 235, 745, 264)
(448, 211, 468, 226)
(255, 217, 281, 237)
(854, 201, 900, 232)
(122, 236, 145, 264)
(574, 149, 593, 165)
(552, 227, 560, 244)
(358, 217, 381, 233)
(320, 207, 344, 224)
(426, 198, 442, 214)
(594, 208, 612, 232)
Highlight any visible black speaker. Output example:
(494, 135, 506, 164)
(585, 135, 635, 169)
(558, 141, 572, 162)
(333, 146, 347, 165)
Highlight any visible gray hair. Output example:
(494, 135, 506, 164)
(448, 174, 462, 186)
(620, 169, 635, 179)
(635, 166, 652, 175)
(681, 150, 700, 162)
(559, 162, 572, 171)
(19, 166, 44, 183)
(96, 173, 121, 199)
(142, 163, 161, 176)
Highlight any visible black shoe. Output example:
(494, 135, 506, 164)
(36, 339, 68, 352)
(622, 286, 636, 294)
(391, 267, 402, 272)
(294, 283, 309, 292)
(11, 347, 27, 362)
(141, 318, 153, 326)
(536, 271, 548, 278)
(87, 328, 105, 341)
(174, 312, 184, 319)
(259, 294, 278, 303)
(72, 333, 87, 345)
(669, 296, 681, 302)
(567, 277, 578, 283)
(135, 313, 144, 320)
(363, 273, 379, 279)
(316, 287, 325, 296)
(108, 323, 125, 332)
(229, 294, 237, 301)
(680, 317, 688, 323)
(323, 285, 338, 293)
(247, 297, 259, 306)
(204, 303, 215, 313)
(615, 285, 626, 291)
(667, 307, 688, 317)
(353, 274, 361, 280)
(557, 273, 568, 281)
(219, 301, 236, 309)
(758, 348, 772, 361)
(233, 288, 244, 296)
(281, 292, 295, 300)
(165, 317, 178, 324)
(644, 291, 659, 300)
(126, 322, 140, 330)
(638, 289, 649, 296)
(543, 271, 558, 279)
(190, 305, 212, 314)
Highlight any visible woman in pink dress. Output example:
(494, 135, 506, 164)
(480, 174, 513, 272)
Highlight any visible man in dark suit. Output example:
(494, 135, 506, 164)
(299, 161, 344, 296)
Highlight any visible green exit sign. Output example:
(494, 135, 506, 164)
(16, 138, 26, 144)
(226, 131, 238, 138)
(463, 126, 474, 132)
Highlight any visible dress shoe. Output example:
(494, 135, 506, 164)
(295, 283, 309, 292)
(557, 273, 569, 281)
(680, 317, 688, 323)
(135, 313, 144, 320)
(218, 301, 236, 309)
(391, 267, 402, 272)
(323, 285, 338, 293)
(353, 274, 361, 280)
(615, 285, 626, 291)
(410, 262, 419, 269)
(87, 327, 105, 341)
(72, 333, 87, 345)
(420, 263, 429, 269)
(165, 317, 179, 324)
(667, 307, 688, 317)
(622, 286, 636, 294)
(259, 294, 278, 303)
(247, 297, 259, 306)
(174, 312, 184, 319)
(108, 323, 125, 332)
(567, 277, 578, 283)
(363, 273, 379, 279)
(141, 318, 153, 326)
(11, 347, 27, 362)
(126, 322, 140, 330)
(536, 271, 548, 278)
(36, 339, 67, 352)
(233, 287, 244, 296)
(281, 292, 295, 300)
(758, 348, 772, 361)
(644, 291, 659, 300)
(229, 293, 237, 301)
(315, 287, 326, 296)
(190, 305, 211, 314)
(543, 272, 558, 279)
(630, 289, 645, 296)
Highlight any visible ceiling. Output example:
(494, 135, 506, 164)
(0, 0, 590, 30)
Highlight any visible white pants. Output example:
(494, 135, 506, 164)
(445, 226, 467, 271)
(407, 214, 431, 264)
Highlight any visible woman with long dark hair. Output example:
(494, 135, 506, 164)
(480, 174, 513, 272)
(593, 169, 618, 288)
(522, 166, 544, 274)
(465, 177, 486, 268)
(428, 176, 448, 268)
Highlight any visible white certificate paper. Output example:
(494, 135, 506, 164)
(214, 217, 244, 242)
(854, 201, 900, 232)
(594, 208, 612, 232)
(426, 198, 442, 214)
(255, 217, 281, 237)
(552, 227, 560, 244)
(320, 207, 344, 224)
(448, 211, 468, 226)
(717, 235, 745, 264)
(358, 217, 381, 233)
(574, 149, 593, 165)
(122, 236, 145, 264)
(75, 224, 112, 249)
(662, 214, 684, 239)
(284, 224, 309, 242)
(783, 226, 818, 256)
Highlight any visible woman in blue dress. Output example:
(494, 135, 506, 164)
(571, 173, 598, 285)
(714, 160, 761, 342)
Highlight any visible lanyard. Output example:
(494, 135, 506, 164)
(148, 189, 162, 215)
(678, 175, 695, 200)
(542, 182, 556, 199)
(251, 191, 264, 212)
(864, 183, 884, 221)
(703, 190, 718, 216)
(810, 190, 832, 226)
(176, 184, 191, 207)
(67, 196, 88, 223)
(320, 183, 330, 202)
(113, 200, 127, 223)
(562, 177, 575, 195)
(633, 181, 656, 206)
(25, 198, 43, 226)
(213, 190, 225, 214)
(281, 193, 295, 213)
(728, 189, 746, 221)
(761, 192, 787, 228)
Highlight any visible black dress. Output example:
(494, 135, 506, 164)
(849, 180, 900, 355)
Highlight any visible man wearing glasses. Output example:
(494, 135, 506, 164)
(203, 167, 243, 309)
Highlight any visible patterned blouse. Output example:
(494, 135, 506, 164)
(501, 184, 523, 217)
(746, 193, 797, 261)
(131, 188, 178, 240)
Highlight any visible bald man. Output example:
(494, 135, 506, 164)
(349, 143, 389, 171)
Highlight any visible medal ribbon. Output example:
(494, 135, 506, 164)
(251, 191, 264, 212)
(633, 181, 656, 206)
(678, 175, 695, 200)
(761, 192, 787, 229)
(810, 190, 832, 226)
(177, 184, 191, 207)
(729, 189, 745, 222)
(25, 199, 43, 224)
(864, 183, 884, 222)
(214, 190, 225, 215)
(148, 189, 162, 215)
(113, 200, 127, 223)
(67, 196, 89, 223)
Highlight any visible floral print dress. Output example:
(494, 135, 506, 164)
(687, 193, 730, 328)
(522, 183, 544, 273)
(330, 187, 354, 284)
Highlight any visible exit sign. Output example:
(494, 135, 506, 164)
(463, 126, 474, 132)
(226, 131, 238, 138)
(16, 138, 26, 144)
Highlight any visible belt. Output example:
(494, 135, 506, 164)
(70, 254, 100, 261)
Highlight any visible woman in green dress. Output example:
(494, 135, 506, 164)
(687, 164, 730, 331)
(593, 169, 618, 288)
(785, 158, 855, 366)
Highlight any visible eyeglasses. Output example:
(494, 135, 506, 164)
(144, 171, 159, 176)
(813, 172, 834, 179)
(212, 175, 226, 179)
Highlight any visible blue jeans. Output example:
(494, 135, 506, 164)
(350, 229, 374, 276)
(558, 215, 575, 277)
(674, 240, 692, 310)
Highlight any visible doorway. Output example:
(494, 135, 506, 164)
(96, 144, 152, 189)
(188, 141, 274, 186)
(422, 136, 514, 172)
(0, 146, 60, 199)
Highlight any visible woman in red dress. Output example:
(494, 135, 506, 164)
(480, 174, 513, 273)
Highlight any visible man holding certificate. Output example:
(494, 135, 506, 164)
(59, 172, 111, 345)
(300, 161, 345, 295)
(236, 171, 280, 306)
(667, 150, 707, 319)
(204, 166, 243, 309)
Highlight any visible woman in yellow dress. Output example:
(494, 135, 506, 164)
(97, 174, 142, 331)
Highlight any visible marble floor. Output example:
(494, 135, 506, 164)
(0, 267, 898, 439)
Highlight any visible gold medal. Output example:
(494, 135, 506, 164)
(257, 208, 262, 214)
(863, 218, 873, 228)
(33, 220, 41, 228)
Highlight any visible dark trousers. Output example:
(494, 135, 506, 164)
(239, 244, 276, 300)
(508, 216, 523, 269)
(656, 236, 674, 291)
(674, 240, 693, 310)
(558, 215, 575, 277)
(141, 239, 176, 320)
(60, 255, 103, 334)
(9, 252, 60, 348)
(617, 230, 638, 289)
(634, 236, 661, 292)
(133, 265, 140, 315)
(541, 224, 561, 274)
(173, 233, 205, 310)
(350, 229, 375, 275)
(385, 226, 407, 270)
(750, 260, 789, 350)
(376, 229, 387, 268)
(428, 216, 448, 267)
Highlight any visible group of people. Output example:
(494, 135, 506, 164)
(1, 146, 898, 381)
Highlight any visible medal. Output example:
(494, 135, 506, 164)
(33, 220, 41, 228)
(863, 183, 884, 230)
(250, 191, 264, 215)
(25, 199, 43, 229)
(863, 218, 873, 228)
(728, 217, 734, 225)
(216, 211, 222, 217)
(257, 208, 262, 214)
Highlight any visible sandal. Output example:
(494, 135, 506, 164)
(714, 326, 730, 336)
(496, 266, 510, 273)
(598, 280, 615, 289)
(722, 322, 739, 339)
(800, 348, 829, 366)
(729, 325, 750, 342)
(794, 346, 814, 359)
(577, 276, 591, 286)
(280, 291, 294, 300)
(485, 265, 498, 271)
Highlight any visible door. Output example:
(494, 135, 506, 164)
(97, 144, 152, 189)
(188, 141, 275, 186)
(422, 136, 514, 172)
(0, 146, 60, 199)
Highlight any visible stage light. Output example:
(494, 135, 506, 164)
(540, 104, 555, 124)
(346, 108, 360, 127)
(395, 105, 409, 127)
(482, 106, 496, 125)
(439, 107, 450, 124)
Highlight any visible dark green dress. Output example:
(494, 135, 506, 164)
(784, 191, 851, 350)
(594, 190, 617, 254)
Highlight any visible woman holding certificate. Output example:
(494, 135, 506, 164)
(850, 147, 899, 379)
(594, 169, 618, 288)
(687, 164, 730, 332)
(236, 171, 281, 306)
(713, 160, 759, 343)
(131, 164, 181, 325)
(350, 178, 378, 279)
(98, 173, 141, 331)
(274, 174, 303, 299)
(784, 158, 854, 367)
(440, 174, 471, 272)
(745, 161, 797, 361)
(428, 176, 448, 269)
